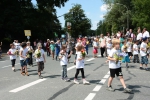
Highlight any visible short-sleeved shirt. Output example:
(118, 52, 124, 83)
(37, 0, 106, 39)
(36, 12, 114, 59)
(9, 48, 17, 60)
(35, 49, 45, 62)
(140, 42, 147, 56)
(50, 44, 55, 51)
(126, 42, 132, 52)
(109, 48, 121, 69)
(59, 50, 68, 65)
(20, 48, 28, 60)
(143, 31, 150, 38)
(137, 33, 142, 40)
(76, 51, 84, 69)
(133, 44, 138, 55)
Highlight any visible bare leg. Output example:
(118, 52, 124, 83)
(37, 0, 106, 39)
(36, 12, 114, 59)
(119, 76, 126, 88)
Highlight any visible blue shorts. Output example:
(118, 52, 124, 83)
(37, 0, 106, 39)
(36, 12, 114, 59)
(141, 56, 148, 65)
(20, 60, 27, 67)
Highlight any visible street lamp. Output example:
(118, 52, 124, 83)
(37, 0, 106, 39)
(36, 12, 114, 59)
(116, 3, 129, 29)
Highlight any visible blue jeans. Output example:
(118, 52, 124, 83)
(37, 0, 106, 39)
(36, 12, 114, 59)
(62, 65, 67, 79)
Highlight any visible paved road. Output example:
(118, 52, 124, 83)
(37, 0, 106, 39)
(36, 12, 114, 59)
(0, 48, 150, 100)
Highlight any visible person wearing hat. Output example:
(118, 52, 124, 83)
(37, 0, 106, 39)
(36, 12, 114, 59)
(140, 37, 148, 70)
(20, 42, 29, 76)
(26, 42, 34, 66)
(50, 40, 55, 60)
(35, 44, 46, 79)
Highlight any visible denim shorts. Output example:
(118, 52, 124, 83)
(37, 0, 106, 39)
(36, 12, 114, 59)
(20, 60, 27, 67)
(141, 56, 148, 65)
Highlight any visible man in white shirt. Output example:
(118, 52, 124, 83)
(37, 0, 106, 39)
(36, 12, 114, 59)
(142, 28, 150, 38)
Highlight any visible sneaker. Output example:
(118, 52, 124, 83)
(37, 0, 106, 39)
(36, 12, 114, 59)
(107, 86, 115, 92)
(145, 68, 148, 71)
(39, 75, 43, 79)
(140, 67, 144, 70)
(64, 78, 70, 82)
(74, 79, 79, 84)
(83, 80, 90, 85)
(124, 88, 132, 93)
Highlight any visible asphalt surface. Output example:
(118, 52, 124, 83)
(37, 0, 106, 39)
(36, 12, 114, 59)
(0, 48, 150, 100)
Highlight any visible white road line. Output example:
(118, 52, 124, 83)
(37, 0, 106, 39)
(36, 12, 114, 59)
(67, 66, 76, 71)
(99, 79, 106, 85)
(103, 74, 110, 79)
(86, 58, 95, 62)
(0, 61, 5, 62)
(2, 63, 20, 68)
(84, 93, 96, 100)
(9, 79, 47, 93)
(107, 71, 110, 75)
(93, 85, 102, 92)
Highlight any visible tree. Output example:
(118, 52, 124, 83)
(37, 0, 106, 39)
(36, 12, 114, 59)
(64, 4, 91, 37)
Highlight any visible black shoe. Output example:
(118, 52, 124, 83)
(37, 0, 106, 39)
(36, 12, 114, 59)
(140, 67, 144, 70)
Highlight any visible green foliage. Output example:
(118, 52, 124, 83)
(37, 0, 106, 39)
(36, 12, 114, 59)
(64, 4, 91, 37)
(0, 0, 68, 42)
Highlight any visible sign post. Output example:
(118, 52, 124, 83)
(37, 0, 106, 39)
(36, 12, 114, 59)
(24, 30, 31, 41)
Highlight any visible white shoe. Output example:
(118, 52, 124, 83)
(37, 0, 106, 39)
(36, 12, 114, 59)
(83, 80, 90, 85)
(74, 80, 79, 84)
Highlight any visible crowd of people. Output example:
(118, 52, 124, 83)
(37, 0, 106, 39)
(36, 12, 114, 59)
(2, 27, 150, 93)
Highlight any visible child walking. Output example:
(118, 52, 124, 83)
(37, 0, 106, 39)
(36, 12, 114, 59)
(140, 37, 149, 70)
(20, 42, 29, 76)
(106, 39, 112, 56)
(107, 39, 132, 93)
(7, 44, 17, 72)
(59, 45, 71, 82)
(35, 44, 46, 79)
(122, 41, 130, 68)
(50, 41, 55, 60)
(133, 40, 140, 63)
(126, 38, 133, 60)
(74, 44, 90, 85)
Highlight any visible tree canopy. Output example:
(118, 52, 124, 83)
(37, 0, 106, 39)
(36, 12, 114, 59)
(64, 4, 91, 37)
(97, 0, 150, 35)
(0, 0, 68, 44)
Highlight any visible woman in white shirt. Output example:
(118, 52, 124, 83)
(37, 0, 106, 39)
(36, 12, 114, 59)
(7, 44, 17, 72)
(93, 38, 98, 58)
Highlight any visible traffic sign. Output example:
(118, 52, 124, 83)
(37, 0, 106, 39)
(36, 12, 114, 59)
(24, 30, 31, 36)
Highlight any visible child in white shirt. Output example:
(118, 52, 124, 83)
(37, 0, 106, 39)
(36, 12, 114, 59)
(35, 44, 46, 79)
(107, 39, 132, 93)
(59, 45, 71, 82)
(126, 38, 133, 60)
(106, 39, 112, 55)
(7, 44, 17, 72)
(74, 44, 90, 85)
(133, 40, 140, 63)
(140, 37, 148, 70)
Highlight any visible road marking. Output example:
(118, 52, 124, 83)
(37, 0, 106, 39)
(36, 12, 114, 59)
(9, 79, 47, 93)
(2, 63, 20, 68)
(86, 58, 95, 62)
(67, 66, 76, 71)
(99, 79, 106, 85)
(0, 61, 5, 62)
(103, 74, 110, 79)
(84, 93, 96, 100)
(93, 85, 102, 92)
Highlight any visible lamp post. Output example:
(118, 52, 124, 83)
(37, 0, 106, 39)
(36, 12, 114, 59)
(116, 3, 129, 29)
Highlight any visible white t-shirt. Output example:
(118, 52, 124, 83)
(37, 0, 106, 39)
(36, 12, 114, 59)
(14, 43, 20, 50)
(59, 50, 68, 65)
(76, 51, 84, 69)
(140, 42, 147, 56)
(126, 42, 132, 52)
(26, 46, 33, 51)
(133, 44, 138, 55)
(20, 48, 28, 60)
(143, 31, 150, 38)
(35, 49, 45, 62)
(9, 48, 17, 60)
(106, 43, 112, 49)
(93, 41, 98, 47)
(137, 33, 142, 40)
(109, 48, 121, 69)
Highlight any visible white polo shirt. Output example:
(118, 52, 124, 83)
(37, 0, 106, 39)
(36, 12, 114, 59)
(143, 31, 150, 38)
